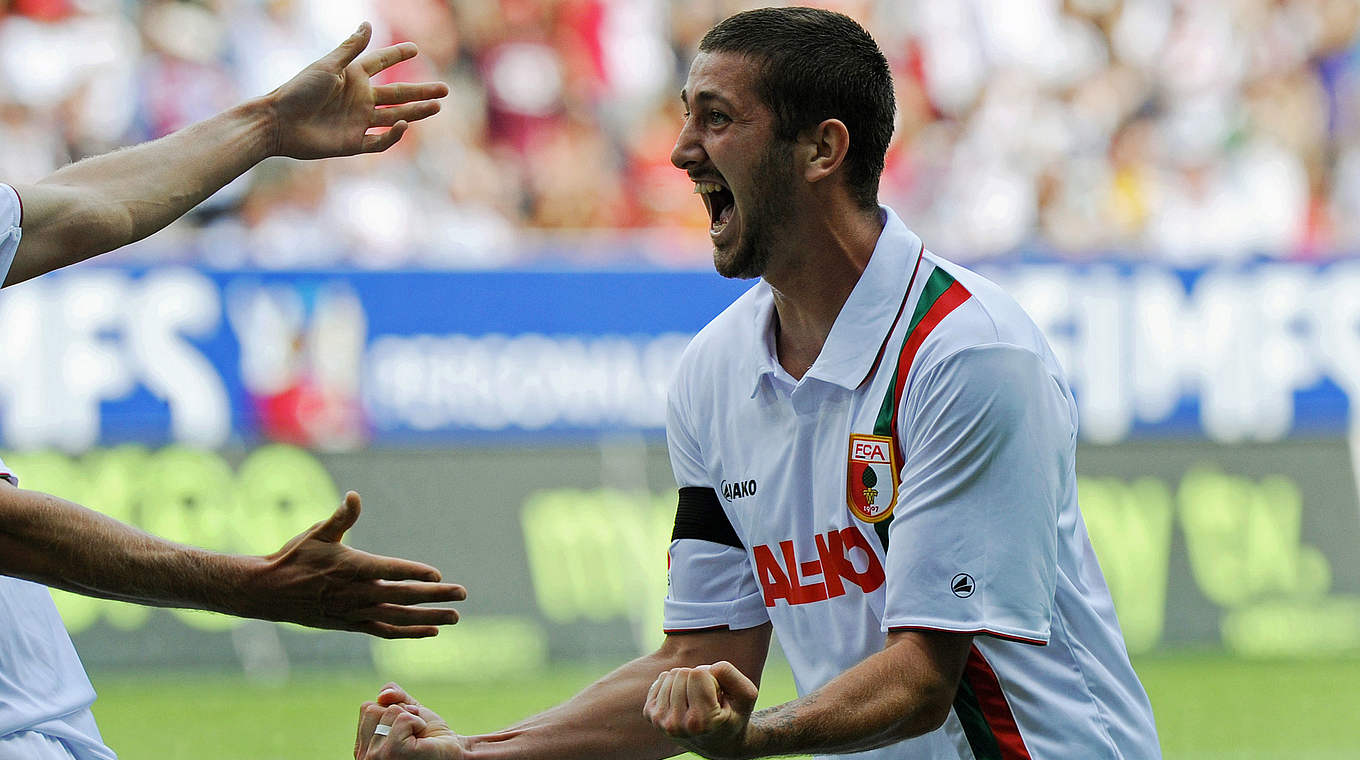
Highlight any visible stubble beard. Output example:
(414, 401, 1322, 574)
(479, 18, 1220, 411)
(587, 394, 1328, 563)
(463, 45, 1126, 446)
(713, 140, 798, 280)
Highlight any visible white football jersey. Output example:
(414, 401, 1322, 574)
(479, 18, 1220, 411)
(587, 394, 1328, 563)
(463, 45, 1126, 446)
(0, 183, 116, 758)
(664, 207, 1160, 759)
(1, 183, 19, 283)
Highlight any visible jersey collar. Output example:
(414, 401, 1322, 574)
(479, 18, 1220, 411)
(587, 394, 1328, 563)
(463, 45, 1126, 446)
(806, 206, 924, 390)
(744, 206, 926, 396)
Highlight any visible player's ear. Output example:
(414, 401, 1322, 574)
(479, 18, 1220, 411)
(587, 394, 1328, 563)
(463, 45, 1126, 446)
(798, 119, 850, 184)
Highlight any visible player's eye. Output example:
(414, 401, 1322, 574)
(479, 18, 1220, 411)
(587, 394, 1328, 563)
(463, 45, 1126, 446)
(708, 110, 730, 126)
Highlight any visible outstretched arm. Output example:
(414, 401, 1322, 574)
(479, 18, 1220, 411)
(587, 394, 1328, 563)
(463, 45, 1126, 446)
(4, 22, 445, 286)
(0, 481, 465, 638)
(354, 624, 773, 759)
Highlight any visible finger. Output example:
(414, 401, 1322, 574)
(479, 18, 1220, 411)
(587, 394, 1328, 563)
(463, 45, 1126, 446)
(387, 710, 429, 745)
(646, 672, 673, 728)
(350, 551, 449, 583)
(356, 700, 385, 758)
(686, 666, 721, 713)
(377, 683, 416, 707)
(709, 661, 760, 714)
(357, 41, 419, 77)
(362, 122, 409, 153)
(355, 578, 466, 603)
(645, 673, 665, 709)
(348, 603, 459, 627)
(667, 669, 690, 714)
(351, 619, 445, 639)
(322, 22, 373, 72)
(373, 82, 449, 106)
(371, 100, 442, 128)
(315, 491, 362, 543)
(370, 704, 407, 747)
(652, 671, 675, 712)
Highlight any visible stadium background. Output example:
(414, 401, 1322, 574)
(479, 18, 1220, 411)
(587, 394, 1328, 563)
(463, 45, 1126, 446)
(2, 0, 1359, 757)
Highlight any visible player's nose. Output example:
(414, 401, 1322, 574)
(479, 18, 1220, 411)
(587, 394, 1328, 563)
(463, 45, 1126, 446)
(671, 120, 704, 171)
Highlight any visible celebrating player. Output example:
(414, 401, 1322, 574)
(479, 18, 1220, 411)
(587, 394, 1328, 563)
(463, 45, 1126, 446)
(355, 8, 1160, 759)
(0, 23, 465, 760)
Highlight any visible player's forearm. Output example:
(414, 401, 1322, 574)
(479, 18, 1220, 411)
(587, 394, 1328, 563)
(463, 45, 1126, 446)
(464, 653, 690, 760)
(0, 483, 256, 613)
(738, 636, 960, 758)
(8, 98, 275, 283)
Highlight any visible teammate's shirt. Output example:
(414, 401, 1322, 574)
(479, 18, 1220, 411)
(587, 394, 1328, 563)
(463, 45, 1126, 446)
(0, 183, 116, 759)
(663, 206, 1160, 759)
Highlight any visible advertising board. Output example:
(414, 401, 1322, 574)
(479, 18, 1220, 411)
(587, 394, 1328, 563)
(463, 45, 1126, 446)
(2, 262, 1358, 448)
(4, 439, 1355, 676)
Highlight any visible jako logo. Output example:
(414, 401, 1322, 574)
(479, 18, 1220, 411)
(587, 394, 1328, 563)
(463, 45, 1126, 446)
(951, 573, 975, 598)
(753, 528, 885, 607)
(721, 479, 758, 501)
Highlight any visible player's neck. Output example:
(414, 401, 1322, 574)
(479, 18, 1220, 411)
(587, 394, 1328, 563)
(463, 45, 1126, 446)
(766, 202, 884, 380)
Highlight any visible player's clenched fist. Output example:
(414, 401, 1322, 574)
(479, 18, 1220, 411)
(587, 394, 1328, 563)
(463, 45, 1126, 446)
(355, 684, 467, 759)
(644, 661, 760, 759)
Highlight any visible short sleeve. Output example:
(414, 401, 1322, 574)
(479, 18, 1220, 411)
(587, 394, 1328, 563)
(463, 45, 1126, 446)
(1, 183, 21, 287)
(662, 382, 769, 633)
(881, 343, 1070, 644)
(0, 455, 16, 486)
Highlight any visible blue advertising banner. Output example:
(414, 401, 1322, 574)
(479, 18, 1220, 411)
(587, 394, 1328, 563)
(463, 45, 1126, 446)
(0, 261, 1357, 449)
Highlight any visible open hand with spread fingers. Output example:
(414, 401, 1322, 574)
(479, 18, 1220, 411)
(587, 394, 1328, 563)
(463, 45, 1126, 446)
(356, 683, 468, 759)
(644, 660, 761, 759)
(236, 491, 466, 638)
(264, 21, 448, 159)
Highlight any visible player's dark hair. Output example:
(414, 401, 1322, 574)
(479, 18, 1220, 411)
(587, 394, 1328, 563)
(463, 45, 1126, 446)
(699, 7, 895, 209)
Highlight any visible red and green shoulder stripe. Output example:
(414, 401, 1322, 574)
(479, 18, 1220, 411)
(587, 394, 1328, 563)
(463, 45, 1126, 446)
(866, 265, 972, 548)
(873, 265, 973, 444)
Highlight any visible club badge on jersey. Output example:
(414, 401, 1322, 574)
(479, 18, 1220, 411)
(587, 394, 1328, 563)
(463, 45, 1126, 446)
(846, 433, 898, 523)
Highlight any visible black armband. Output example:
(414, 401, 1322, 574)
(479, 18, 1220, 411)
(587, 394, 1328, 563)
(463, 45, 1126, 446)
(671, 486, 743, 549)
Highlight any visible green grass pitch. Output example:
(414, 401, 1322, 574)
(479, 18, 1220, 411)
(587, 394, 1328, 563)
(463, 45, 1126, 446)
(88, 654, 1360, 759)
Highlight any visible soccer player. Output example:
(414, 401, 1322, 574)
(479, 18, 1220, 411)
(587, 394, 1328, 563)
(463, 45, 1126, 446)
(355, 8, 1160, 759)
(0, 23, 466, 760)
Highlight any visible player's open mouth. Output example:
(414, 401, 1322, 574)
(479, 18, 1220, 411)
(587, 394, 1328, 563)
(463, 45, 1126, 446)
(694, 180, 735, 237)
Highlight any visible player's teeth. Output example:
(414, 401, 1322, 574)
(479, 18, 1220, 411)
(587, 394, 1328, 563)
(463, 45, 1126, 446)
(693, 181, 722, 194)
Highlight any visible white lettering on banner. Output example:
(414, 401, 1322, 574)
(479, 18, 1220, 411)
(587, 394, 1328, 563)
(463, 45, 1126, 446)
(364, 333, 692, 431)
(127, 270, 230, 447)
(1318, 262, 1360, 401)
(989, 264, 1360, 443)
(0, 270, 229, 450)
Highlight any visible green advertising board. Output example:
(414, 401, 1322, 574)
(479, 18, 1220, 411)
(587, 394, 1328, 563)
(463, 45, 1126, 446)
(4, 439, 1358, 678)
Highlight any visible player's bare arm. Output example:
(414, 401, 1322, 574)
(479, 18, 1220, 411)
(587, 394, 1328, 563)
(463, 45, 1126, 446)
(4, 22, 445, 287)
(0, 482, 465, 638)
(352, 624, 773, 759)
(645, 630, 974, 759)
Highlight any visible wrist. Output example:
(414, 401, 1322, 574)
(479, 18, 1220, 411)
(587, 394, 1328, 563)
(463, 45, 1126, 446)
(232, 95, 282, 161)
(215, 552, 271, 619)
(735, 714, 772, 759)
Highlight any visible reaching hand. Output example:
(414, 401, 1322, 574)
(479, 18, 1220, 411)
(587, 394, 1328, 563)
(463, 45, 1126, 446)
(645, 661, 760, 759)
(264, 22, 448, 159)
(356, 683, 468, 759)
(242, 491, 466, 638)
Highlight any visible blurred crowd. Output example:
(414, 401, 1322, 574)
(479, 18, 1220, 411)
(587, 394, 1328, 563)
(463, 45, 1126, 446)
(2, 0, 1359, 268)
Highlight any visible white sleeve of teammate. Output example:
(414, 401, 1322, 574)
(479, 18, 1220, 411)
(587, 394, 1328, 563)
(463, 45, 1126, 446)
(881, 343, 1070, 644)
(0, 183, 21, 289)
(1, 186, 22, 486)
(661, 381, 769, 633)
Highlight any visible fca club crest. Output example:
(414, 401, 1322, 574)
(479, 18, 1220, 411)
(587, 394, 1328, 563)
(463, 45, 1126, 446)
(846, 433, 898, 523)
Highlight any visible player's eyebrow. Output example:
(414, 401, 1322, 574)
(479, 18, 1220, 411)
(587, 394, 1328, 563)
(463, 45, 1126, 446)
(680, 89, 735, 111)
